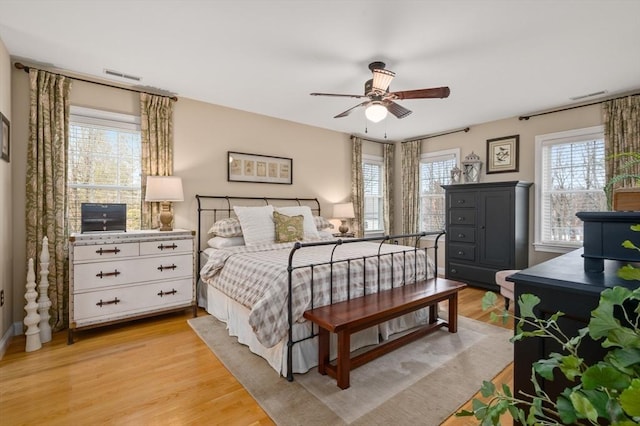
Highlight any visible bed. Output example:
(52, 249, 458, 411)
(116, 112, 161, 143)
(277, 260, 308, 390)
(196, 195, 444, 381)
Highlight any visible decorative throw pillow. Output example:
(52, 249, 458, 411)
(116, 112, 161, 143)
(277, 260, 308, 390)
(233, 205, 275, 245)
(275, 206, 320, 240)
(207, 217, 243, 237)
(273, 211, 304, 243)
(313, 215, 334, 230)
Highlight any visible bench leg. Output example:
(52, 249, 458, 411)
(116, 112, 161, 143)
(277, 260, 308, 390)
(317, 327, 330, 375)
(336, 331, 351, 389)
(448, 292, 458, 333)
(429, 303, 437, 324)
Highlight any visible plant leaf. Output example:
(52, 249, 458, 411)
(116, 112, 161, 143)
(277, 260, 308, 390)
(582, 363, 631, 391)
(480, 380, 496, 398)
(569, 391, 599, 422)
(557, 392, 579, 424)
(517, 293, 540, 319)
(617, 264, 640, 281)
(482, 291, 498, 311)
(619, 378, 640, 417)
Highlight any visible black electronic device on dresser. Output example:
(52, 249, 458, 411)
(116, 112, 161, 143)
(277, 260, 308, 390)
(442, 181, 532, 291)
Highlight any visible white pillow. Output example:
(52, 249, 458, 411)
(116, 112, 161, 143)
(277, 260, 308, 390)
(207, 236, 245, 249)
(317, 230, 335, 239)
(233, 205, 275, 246)
(275, 206, 320, 240)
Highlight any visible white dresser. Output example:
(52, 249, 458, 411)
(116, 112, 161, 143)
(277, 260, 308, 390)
(68, 229, 196, 343)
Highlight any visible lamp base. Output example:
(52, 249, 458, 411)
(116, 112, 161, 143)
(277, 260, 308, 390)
(158, 201, 174, 231)
(338, 220, 350, 235)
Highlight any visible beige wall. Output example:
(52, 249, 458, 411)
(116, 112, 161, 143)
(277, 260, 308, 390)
(0, 38, 12, 345)
(9, 70, 351, 326)
(406, 104, 603, 267)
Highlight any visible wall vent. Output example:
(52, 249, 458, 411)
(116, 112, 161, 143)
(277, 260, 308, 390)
(104, 69, 142, 81)
(570, 90, 607, 101)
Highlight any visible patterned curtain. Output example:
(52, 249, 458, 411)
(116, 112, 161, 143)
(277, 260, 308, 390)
(603, 95, 640, 201)
(401, 140, 421, 245)
(383, 143, 395, 235)
(26, 70, 72, 331)
(140, 93, 175, 229)
(350, 136, 364, 237)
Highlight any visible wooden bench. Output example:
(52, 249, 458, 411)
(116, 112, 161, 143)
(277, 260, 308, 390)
(302, 278, 467, 389)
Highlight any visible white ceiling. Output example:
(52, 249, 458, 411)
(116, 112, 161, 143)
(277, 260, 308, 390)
(1, 0, 639, 141)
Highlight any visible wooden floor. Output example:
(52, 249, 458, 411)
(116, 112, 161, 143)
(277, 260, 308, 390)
(0, 286, 513, 425)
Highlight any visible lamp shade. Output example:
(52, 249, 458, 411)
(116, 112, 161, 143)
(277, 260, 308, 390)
(365, 102, 388, 123)
(333, 202, 355, 219)
(145, 176, 184, 202)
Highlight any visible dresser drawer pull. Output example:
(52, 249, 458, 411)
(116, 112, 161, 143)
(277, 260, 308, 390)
(457, 250, 464, 255)
(157, 289, 177, 297)
(457, 233, 465, 238)
(96, 247, 120, 255)
(158, 243, 178, 250)
(157, 264, 177, 271)
(457, 199, 465, 204)
(96, 297, 120, 307)
(96, 270, 121, 278)
(457, 217, 465, 222)
(451, 268, 457, 274)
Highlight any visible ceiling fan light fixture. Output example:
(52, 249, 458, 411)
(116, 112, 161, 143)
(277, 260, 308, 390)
(371, 68, 395, 92)
(365, 102, 388, 123)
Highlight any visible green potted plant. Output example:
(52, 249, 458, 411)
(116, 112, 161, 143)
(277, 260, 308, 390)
(604, 151, 640, 210)
(457, 226, 640, 425)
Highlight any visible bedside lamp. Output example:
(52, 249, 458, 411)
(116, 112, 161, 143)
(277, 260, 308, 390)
(145, 176, 184, 231)
(333, 202, 355, 235)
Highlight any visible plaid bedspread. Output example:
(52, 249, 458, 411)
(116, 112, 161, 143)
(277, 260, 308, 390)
(200, 241, 431, 348)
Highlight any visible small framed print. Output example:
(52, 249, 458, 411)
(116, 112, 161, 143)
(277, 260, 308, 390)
(1, 113, 9, 163)
(486, 135, 519, 174)
(227, 151, 292, 184)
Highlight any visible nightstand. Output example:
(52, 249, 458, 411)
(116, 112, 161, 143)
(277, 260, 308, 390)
(333, 232, 355, 238)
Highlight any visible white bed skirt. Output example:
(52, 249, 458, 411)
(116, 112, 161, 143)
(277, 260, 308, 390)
(204, 281, 433, 377)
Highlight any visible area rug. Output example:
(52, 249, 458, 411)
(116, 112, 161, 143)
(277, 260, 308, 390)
(188, 314, 513, 425)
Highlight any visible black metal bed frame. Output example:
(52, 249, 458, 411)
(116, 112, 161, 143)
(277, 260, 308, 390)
(195, 195, 444, 382)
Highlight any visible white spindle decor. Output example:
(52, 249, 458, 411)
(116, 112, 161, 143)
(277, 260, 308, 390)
(38, 236, 52, 343)
(24, 258, 42, 352)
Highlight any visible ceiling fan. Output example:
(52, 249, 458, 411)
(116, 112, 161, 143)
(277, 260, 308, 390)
(310, 61, 450, 122)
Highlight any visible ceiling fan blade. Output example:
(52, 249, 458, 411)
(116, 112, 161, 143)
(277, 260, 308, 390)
(310, 92, 369, 99)
(384, 101, 412, 119)
(334, 101, 370, 118)
(371, 68, 395, 92)
(389, 86, 450, 100)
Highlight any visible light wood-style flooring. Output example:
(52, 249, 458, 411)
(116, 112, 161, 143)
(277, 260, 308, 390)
(1, 286, 513, 425)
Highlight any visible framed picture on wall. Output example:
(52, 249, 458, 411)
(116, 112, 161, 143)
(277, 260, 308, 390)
(486, 135, 518, 174)
(227, 151, 292, 184)
(1, 113, 9, 163)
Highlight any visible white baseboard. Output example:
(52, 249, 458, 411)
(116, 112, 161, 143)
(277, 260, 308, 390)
(0, 323, 19, 360)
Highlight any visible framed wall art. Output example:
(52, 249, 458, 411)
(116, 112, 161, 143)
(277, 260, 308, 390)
(1, 113, 9, 163)
(227, 151, 292, 184)
(486, 134, 519, 174)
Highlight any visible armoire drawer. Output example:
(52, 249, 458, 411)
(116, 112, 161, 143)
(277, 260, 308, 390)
(448, 243, 475, 261)
(447, 262, 498, 284)
(73, 253, 193, 291)
(449, 191, 476, 208)
(448, 226, 476, 243)
(73, 278, 193, 324)
(449, 209, 476, 225)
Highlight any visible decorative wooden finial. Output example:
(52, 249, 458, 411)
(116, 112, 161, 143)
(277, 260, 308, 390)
(24, 258, 42, 352)
(38, 236, 52, 343)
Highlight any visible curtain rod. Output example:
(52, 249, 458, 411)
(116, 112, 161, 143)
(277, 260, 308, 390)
(14, 62, 179, 102)
(402, 127, 470, 143)
(519, 91, 640, 121)
(351, 135, 394, 145)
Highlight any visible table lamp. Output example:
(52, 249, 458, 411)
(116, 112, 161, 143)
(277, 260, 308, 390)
(145, 176, 184, 231)
(333, 202, 355, 235)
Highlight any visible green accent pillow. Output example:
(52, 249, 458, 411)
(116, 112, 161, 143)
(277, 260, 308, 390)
(273, 211, 304, 243)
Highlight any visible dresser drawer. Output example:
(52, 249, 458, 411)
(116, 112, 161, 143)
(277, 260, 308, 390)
(449, 226, 475, 243)
(140, 239, 193, 255)
(74, 242, 139, 261)
(73, 278, 193, 324)
(449, 209, 476, 225)
(447, 262, 498, 284)
(449, 191, 476, 208)
(73, 253, 193, 291)
(448, 243, 475, 261)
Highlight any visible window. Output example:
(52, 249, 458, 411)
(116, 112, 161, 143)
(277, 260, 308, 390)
(535, 125, 606, 252)
(419, 148, 460, 232)
(67, 106, 142, 233)
(363, 154, 384, 233)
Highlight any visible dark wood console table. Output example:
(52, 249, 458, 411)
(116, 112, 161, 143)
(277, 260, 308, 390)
(509, 249, 639, 409)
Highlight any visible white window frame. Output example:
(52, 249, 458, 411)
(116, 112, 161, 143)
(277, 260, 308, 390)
(68, 106, 142, 233)
(362, 154, 385, 235)
(534, 125, 606, 253)
(419, 148, 460, 234)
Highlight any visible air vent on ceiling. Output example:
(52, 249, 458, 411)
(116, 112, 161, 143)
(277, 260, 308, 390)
(570, 90, 607, 101)
(104, 68, 142, 82)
